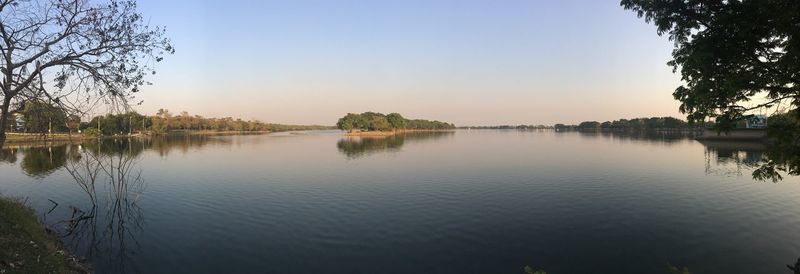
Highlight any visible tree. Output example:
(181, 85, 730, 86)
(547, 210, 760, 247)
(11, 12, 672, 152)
(578, 121, 601, 130)
(0, 0, 173, 148)
(152, 108, 172, 133)
(179, 111, 191, 130)
(621, 0, 800, 129)
(336, 113, 360, 132)
(20, 100, 66, 133)
(368, 115, 391, 131)
(386, 113, 406, 130)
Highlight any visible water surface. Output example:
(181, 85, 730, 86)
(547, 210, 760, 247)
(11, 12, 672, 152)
(1, 130, 798, 274)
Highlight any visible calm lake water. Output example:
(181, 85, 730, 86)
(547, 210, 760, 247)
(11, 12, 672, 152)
(1, 130, 799, 274)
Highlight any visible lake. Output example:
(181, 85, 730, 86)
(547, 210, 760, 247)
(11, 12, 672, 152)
(1, 130, 799, 274)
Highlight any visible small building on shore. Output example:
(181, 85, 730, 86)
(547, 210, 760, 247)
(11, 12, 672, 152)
(10, 113, 25, 132)
(697, 114, 769, 141)
(740, 114, 767, 129)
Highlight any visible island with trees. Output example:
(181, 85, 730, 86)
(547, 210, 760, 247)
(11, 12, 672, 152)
(336, 112, 455, 136)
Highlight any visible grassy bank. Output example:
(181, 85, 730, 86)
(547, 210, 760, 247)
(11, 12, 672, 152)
(4, 133, 92, 144)
(0, 197, 87, 274)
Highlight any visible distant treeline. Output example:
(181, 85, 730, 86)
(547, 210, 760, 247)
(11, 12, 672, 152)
(461, 125, 553, 130)
(461, 117, 700, 131)
(4, 101, 333, 136)
(553, 117, 699, 131)
(79, 109, 332, 135)
(336, 112, 455, 132)
(69, 109, 332, 135)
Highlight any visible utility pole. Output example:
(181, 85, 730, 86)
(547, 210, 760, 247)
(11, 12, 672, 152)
(129, 116, 133, 135)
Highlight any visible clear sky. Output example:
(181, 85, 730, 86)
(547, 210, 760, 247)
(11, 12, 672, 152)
(133, 0, 683, 126)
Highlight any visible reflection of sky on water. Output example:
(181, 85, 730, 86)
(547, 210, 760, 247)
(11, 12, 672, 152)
(0, 130, 798, 274)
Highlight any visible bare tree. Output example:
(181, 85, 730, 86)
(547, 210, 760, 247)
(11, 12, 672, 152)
(0, 0, 173, 148)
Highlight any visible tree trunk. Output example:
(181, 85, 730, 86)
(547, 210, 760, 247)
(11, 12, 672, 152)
(0, 97, 11, 150)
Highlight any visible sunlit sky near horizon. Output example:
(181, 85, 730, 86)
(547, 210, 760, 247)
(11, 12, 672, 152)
(131, 0, 684, 126)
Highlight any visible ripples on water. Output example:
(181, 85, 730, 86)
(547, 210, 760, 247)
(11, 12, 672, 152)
(0, 130, 798, 274)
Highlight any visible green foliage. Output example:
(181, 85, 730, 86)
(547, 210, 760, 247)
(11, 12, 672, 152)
(337, 113, 364, 132)
(368, 115, 391, 131)
(470, 117, 695, 131)
(82, 109, 331, 135)
(19, 100, 68, 133)
(82, 128, 102, 137)
(559, 117, 692, 131)
(336, 112, 455, 132)
(578, 121, 601, 129)
(386, 113, 407, 129)
(621, 0, 800, 128)
(83, 112, 147, 135)
(752, 110, 800, 182)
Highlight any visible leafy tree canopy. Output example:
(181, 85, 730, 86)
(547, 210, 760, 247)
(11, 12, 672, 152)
(621, 0, 800, 129)
(0, 0, 173, 147)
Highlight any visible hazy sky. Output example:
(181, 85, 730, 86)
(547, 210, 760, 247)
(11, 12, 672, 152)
(133, 0, 683, 126)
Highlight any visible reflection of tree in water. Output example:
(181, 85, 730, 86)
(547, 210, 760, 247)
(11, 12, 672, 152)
(2, 145, 77, 178)
(55, 145, 146, 273)
(337, 131, 454, 159)
(581, 130, 697, 145)
(0, 147, 18, 164)
(82, 135, 229, 157)
(19, 146, 66, 178)
(751, 130, 800, 182)
(580, 130, 798, 182)
(0, 135, 229, 173)
(700, 140, 767, 177)
(700, 137, 800, 182)
(0, 135, 232, 272)
(147, 134, 228, 156)
(337, 136, 404, 158)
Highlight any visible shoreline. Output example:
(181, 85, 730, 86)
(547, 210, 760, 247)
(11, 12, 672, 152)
(694, 128, 768, 141)
(2, 130, 303, 145)
(4, 133, 93, 144)
(0, 196, 89, 273)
